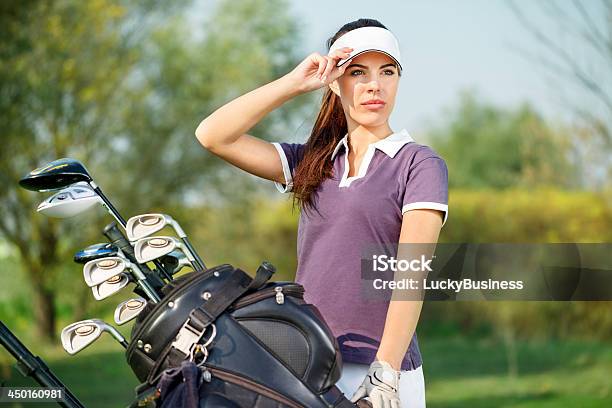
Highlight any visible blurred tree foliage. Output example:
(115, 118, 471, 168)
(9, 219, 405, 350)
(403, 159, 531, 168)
(0, 0, 309, 341)
(429, 91, 577, 190)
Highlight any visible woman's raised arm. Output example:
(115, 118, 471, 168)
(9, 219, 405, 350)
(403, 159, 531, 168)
(194, 48, 353, 184)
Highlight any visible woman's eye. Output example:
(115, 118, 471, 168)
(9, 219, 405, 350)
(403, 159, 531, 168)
(383, 69, 395, 75)
(350, 70, 364, 76)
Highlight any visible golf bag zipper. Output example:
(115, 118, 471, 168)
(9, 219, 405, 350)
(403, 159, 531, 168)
(231, 285, 305, 310)
(205, 366, 303, 408)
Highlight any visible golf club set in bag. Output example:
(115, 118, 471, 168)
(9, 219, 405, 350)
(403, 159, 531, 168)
(16, 158, 371, 408)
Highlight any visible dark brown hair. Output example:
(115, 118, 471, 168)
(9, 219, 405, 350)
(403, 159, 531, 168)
(291, 18, 393, 212)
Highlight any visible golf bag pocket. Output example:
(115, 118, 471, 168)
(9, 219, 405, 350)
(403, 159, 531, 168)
(154, 360, 305, 408)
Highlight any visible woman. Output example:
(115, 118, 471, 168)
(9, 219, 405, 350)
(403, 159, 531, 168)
(195, 18, 448, 408)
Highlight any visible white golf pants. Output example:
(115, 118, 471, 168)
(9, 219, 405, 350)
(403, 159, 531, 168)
(336, 362, 426, 408)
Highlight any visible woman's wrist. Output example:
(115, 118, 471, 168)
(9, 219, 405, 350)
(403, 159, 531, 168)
(278, 72, 308, 97)
(375, 351, 402, 371)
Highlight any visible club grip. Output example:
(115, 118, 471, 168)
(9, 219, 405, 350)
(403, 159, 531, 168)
(103, 222, 139, 264)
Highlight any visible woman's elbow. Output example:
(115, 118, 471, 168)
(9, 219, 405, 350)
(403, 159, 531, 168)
(194, 123, 215, 150)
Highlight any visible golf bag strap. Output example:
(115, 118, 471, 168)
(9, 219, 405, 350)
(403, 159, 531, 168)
(189, 269, 252, 332)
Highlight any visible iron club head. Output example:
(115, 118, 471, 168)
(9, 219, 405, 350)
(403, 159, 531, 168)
(91, 274, 131, 300)
(83, 256, 130, 287)
(61, 319, 127, 355)
(114, 298, 147, 325)
(159, 250, 194, 275)
(126, 213, 186, 241)
(134, 236, 194, 264)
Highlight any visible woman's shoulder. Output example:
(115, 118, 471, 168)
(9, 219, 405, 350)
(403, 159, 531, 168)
(397, 140, 446, 168)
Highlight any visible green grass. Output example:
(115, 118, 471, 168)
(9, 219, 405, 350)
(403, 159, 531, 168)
(2, 335, 610, 407)
(421, 337, 612, 407)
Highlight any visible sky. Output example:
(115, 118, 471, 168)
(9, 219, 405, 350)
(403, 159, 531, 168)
(193, 0, 609, 139)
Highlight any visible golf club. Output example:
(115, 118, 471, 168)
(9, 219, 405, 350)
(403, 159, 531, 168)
(159, 250, 195, 275)
(74, 242, 119, 264)
(83, 256, 129, 287)
(84, 255, 160, 302)
(91, 274, 131, 300)
(20, 158, 174, 283)
(134, 236, 199, 269)
(37, 182, 102, 218)
(126, 213, 206, 270)
(61, 319, 128, 355)
(104, 221, 172, 283)
(114, 298, 147, 325)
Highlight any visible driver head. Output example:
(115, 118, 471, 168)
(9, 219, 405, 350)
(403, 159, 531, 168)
(19, 158, 92, 192)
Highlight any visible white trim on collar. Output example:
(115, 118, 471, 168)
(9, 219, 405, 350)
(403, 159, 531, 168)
(330, 129, 414, 161)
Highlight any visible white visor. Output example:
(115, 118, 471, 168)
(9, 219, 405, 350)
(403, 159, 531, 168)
(329, 26, 402, 72)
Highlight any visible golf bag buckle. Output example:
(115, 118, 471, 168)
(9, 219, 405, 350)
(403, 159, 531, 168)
(172, 319, 205, 356)
(172, 319, 216, 360)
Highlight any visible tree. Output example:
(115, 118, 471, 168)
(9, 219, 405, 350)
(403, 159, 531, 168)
(507, 0, 612, 189)
(428, 91, 576, 190)
(0, 0, 308, 341)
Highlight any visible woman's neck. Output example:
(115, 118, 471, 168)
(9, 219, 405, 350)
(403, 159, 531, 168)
(347, 124, 394, 157)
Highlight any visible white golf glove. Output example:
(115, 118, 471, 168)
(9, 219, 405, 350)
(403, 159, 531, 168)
(350, 360, 401, 408)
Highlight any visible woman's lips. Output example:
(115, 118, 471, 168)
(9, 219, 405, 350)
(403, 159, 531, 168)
(361, 101, 386, 110)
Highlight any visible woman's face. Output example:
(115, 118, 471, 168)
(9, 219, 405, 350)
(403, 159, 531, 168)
(331, 51, 400, 129)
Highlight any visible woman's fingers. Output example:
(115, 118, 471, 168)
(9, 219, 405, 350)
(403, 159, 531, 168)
(320, 56, 335, 82)
(320, 47, 353, 83)
(311, 53, 326, 79)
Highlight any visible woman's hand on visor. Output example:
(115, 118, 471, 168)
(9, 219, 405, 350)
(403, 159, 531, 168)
(287, 48, 353, 93)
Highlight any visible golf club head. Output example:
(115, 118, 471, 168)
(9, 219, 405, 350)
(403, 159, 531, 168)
(114, 297, 147, 325)
(126, 213, 185, 241)
(83, 256, 130, 287)
(37, 182, 102, 218)
(159, 250, 193, 275)
(74, 243, 119, 264)
(19, 158, 93, 192)
(61, 319, 127, 355)
(134, 236, 183, 263)
(91, 273, 130, 300)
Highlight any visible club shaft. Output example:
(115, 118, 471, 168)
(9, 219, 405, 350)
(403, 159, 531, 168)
(92, 185, 126, 226)
(182, 237, 206, 271)
(106, 326, 129, 349)
(130, 267, 161, 303)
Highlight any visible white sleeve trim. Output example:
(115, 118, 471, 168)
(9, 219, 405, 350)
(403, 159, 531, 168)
(272, 142, 293, 193)
(402, 202, 449, 227)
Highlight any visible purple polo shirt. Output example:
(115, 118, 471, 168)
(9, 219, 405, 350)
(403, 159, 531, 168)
(272, 129, 448, 371)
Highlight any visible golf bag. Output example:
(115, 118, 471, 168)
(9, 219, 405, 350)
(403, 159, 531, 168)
(126, 262, 361, 407)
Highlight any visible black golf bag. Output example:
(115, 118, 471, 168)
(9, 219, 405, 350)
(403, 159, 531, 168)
(126, 262, 365, 407)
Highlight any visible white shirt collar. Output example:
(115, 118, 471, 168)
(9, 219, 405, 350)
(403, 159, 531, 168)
(330, 129, 414, 161)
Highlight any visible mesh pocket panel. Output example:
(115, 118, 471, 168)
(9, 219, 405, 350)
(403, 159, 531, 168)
(239, 319, 310, 377)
